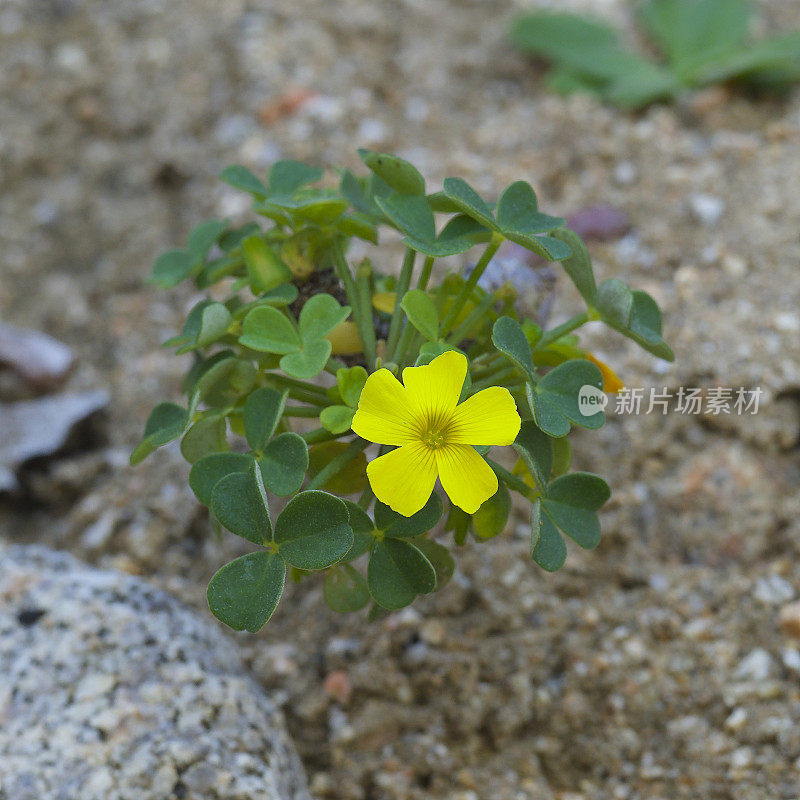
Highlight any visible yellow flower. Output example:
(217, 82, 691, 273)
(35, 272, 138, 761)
(585, 352, 624, 394)
(351, 351, 521, 517)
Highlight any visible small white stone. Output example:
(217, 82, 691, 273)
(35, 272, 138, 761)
(724, 707, 748, 732)
(753, 574, 795, 605)
(735, 648, 774, 681)
(357, 118, 388, 144)
(689, 194, 725, 225)
(774, 313, 800, 333)
(781, 648, 800, 675)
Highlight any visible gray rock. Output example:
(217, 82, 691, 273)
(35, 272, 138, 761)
(0, 544, 310, 800)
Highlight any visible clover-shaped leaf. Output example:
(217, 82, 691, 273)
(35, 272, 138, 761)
(374, 492, 443, 539)
(530, 472, 610, 571)
(242, 236, 292, 294)
(442, 177, 496, 229)
(171, 301, 232, 354)
(320, 405, 356, 435)
(496, 181, 566, 235)
(527, 358, 605, 437)
(375, 194, 435, 242)
(274, 490, 354, 570)
(596, 279, 674, 360)
(210, 460, 272, 545)
(149, 250, 194, 289)
(492, 316, 535, 380)
(342, 500, 375, 560)
(268, 160, 323, 196)
(400, 289, 439, 342)
(189, 452, 256, 506)
(279, 341, 333, 379)
(337, 366, 368, 408)
(180, 416, 228, 464)
(239, 307, 300, 354)
(130, 402, 189, 465)
(549, 228, 598, 306)
(368, 538, 436, 609)
(358, 149, 426, 196)
(324, 564, 371, 613)
(243, 387, 287, 452)
(220, 164, 269, 199)
(411, 538, 455, 592)
(513, 421, 553, 493)
(308, 441, 368, 494)
(260, 432, 308, 496)
(299, 294, 351, 342)
(187, 219, 229, 261)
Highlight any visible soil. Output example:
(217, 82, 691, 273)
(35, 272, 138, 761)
(2, 0, 800, 798)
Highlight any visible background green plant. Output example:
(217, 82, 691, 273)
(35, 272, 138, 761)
(134, 149, 672, 631)
(510, 0, 800, 109)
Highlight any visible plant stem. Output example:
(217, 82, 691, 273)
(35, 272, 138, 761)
(283, 406, 323, 418)
(301, 428, 340, 445)
(331, 240, 372, 362)
(416, 256, 435, 290)
(325, 357, 346, 376)
(267, 373, 328, 397)
(446, 290, 499, 346)
(439, 235, 501, 338)
(306, 437, 369, 490)
(393, 321, 418, 368)
(469, 365, 518, 393)
(385, 248, 416, 360)
(486, 458, 533, 498)
(357, 260, 377, 369)
(536, 312, 590, 348)
(357, 483, 374, 510)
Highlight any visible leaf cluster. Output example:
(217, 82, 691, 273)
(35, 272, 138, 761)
(134, 150, 672, 630)
(511, 0, 800, 108)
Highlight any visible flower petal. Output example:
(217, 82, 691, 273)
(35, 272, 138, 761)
(351, 369, 418, 445)
(436, 444, 498, 514)
(366, 443, 438, 517)
(448, 386, 521, 446)
(402, 350, 467, 423)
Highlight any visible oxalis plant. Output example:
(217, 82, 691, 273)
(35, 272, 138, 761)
(133, 149, 673, 632)
(511, 0, 800, 109)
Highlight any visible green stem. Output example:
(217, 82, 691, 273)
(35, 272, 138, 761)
(357, 260, 377, 369)
(439, 235, 502, 338)
(357, 483, 374, 510)
(331, 240, 371, 361)
(325, 357, 346, 376)
(306, 437, 370, 490)
(385, 248, 416, 360)
(536, 312, 590, 348)
(393, 321, 418, 369)
(301, 428, 340, 445)
(267, 374, 328, 397)
(283, 406, 323, 418)
(486, 458, 533, 498)
(416, 256, 435, 290)
(446, 290, 500, 346)
(469, 365, 517, 393)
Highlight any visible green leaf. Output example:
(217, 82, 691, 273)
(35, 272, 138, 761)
(274, 490, 353, 570)
(184, 303, 232, 352)
(149, 249, 193, 289)
(210, 460, 272, 545)
(220, 165, 269, 198)
(411, 537, 455, 591)
(549, 228, 597, 306)
(375, 194, 436, 242)
(130, 402, 188, 464)
(342, 500, 375, 560)
(219, 222, 260, 252)
(337, 366, 368, 408)
(181, 416, 228, 463)
(268, 160, 323, 196)
(472, 485, 511, 539)
(320, 405, 355, 434)
(244, 387, 287, 451)
(374, 492, 444, 539)
(187, 219, 228, 260)
(400, 289, 439, 341)
(542, 472, 610, 549)
(239, 306, 300, 354)
(551, 435, 572, 478)
(442, 177, 496, 230)
(445, 503, 471, 546)
(195, 356, 256, 405)
(530, 499, 567, 572)
(492, 316, 535, 380)
(511, 12, 620, 63)
(298, 294, 351, 342)
(368, 539, 436, 609)
(502, 231, 572, 261)
(260, 432, 308, 496)
(207, 551, 285, 632)
(337, 213, 379, 244)
(242, 236, 292, 293)
(528, 359, 605, 435)
(358, 149, 426, 195)
(513, 420, 553, 492)
(496, 181, 566, 234)
(340, 169, 372, 214)
(189, 452, 255, 505)
(280, 339, 333, 379)
(323, 564, 371, 613)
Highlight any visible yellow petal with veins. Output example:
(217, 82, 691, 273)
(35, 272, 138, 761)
(448, 386, 521, 446)
(366, 443, 438, 516)
(351, 368, 418, 445)
(435, 444, 498, 514)
(402, 350, 467, 422)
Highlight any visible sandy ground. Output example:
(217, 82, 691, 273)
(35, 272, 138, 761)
(2, 0, 800, 798)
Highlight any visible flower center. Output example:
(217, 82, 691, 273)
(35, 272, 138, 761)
(420, 428, 447, 449)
